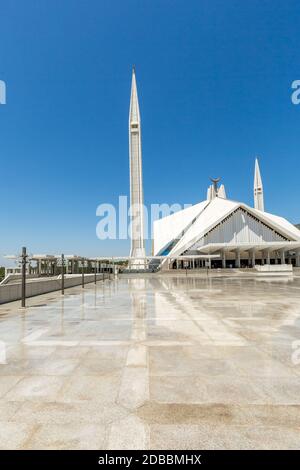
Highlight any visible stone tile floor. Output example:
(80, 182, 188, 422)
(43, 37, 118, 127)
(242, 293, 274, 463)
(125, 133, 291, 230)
(0, 274, 300, 449)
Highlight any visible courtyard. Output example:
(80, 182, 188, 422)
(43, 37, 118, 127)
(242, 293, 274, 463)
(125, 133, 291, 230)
(0, 273, 300, 449)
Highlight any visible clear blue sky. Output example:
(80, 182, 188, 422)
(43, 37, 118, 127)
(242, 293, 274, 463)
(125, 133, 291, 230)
(1, 0, 300, 262)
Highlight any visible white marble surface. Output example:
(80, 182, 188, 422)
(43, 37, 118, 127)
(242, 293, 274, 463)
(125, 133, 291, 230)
(0, 275, 300, 449)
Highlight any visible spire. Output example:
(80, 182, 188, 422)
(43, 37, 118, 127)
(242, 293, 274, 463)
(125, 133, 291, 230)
(254, 157, 264, 211)
(207, 185, 214, 201)
(129, 67, 140, 124)
(218, 184, 227, 199)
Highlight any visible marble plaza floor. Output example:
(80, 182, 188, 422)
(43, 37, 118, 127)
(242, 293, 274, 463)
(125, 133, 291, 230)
(0, 274, 300, 449)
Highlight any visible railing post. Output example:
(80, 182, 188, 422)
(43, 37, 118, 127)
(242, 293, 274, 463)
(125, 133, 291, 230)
(21, 246, 27, 308)
(61, 254, 65, 295)
(82, 258, 85, 288)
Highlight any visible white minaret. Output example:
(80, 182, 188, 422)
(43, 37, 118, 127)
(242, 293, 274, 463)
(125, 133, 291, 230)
(129, 67, 146, 266)
(254, 157, 264, 211)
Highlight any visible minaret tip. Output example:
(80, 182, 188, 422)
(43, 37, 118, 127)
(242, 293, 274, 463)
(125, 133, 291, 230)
(129, 65, 140, 123)
(254, 157, 262, 184)
(254, 157, 264, 211)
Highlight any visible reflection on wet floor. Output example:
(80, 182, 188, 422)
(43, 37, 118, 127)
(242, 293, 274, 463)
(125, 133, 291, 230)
(0, 274, 300, 449)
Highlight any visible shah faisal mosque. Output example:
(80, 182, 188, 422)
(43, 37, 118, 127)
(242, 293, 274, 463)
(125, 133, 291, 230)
(128, 68, 300, 270)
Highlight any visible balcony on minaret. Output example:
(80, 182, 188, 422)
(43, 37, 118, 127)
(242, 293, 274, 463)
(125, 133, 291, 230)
(130, 122, 139, 133)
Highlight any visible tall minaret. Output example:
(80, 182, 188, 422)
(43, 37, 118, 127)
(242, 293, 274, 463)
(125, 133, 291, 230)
(254, 157, 264, 211)
(129, 67, 146, 265)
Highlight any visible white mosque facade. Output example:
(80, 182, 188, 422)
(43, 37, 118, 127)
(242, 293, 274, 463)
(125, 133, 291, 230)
(153, 163, 300, 269)
(128, 69, 300, 269)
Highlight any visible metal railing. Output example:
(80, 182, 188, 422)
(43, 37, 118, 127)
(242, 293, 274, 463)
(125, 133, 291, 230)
(3, 248, 114, 307)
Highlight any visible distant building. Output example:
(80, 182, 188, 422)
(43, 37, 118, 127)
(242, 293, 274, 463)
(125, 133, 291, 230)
(5, 267, 22, 276)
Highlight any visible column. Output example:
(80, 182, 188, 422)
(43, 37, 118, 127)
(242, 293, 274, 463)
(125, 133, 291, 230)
(252, 250, 256, 268)
(296, 251, 300, 268)
(266, 251, 271, 265)
(281, 250, 285, 265)
(235, 251, 241, 268)
(222, 251, 226, 269)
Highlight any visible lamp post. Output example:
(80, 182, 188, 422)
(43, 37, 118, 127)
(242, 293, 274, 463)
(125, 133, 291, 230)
(4, 249, 30, 307)
(61, 254, 65, 295)
(82, 258, 85, 288)
(21, 247, 27, 308)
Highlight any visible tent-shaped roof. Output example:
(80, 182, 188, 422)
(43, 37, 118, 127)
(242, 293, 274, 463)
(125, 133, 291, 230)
(153, 200, 209, 255)
(153, 197, 300, 259)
